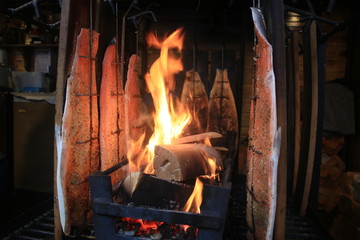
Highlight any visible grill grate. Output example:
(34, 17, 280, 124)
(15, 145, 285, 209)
(3, 175, 332, 240)
(225, 175, 332, 240)
(3, 210, 94, 240)
(3, 210, 55, 240)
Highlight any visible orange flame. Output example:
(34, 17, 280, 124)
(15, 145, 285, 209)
(182, 178, 204, 213)
(127, 28, 191, 174)
(125, 28, 221, 216)
(182, 157, 220, 213)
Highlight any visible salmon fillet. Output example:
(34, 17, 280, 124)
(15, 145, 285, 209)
(57, 28, 100, 235)
(246, 8, 280, 240)
(207, 69, 238, 136)
(180, 70, 208, 135)
(125, 54, 146, 171)
(99, 39, 127, 184)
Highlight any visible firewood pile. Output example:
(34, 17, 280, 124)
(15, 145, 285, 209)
(318, 135, 360, 239)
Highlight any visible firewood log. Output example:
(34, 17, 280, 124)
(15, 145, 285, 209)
(180, 70, 208, 135)
(322, 136, 345, 155)
(153, 144, 223, 181)
(117, 172, 194, 209)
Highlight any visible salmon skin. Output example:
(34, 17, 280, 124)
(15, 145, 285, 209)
(207, 69, 238, 136)
(180, 69, 208, 135)
(99, 39, 127, 184)
(125, 54, 146, 171)
(246, 8, 281, 240)
(57, 28, 100, 235)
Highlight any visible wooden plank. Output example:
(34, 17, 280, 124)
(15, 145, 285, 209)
(54, 0, 96, 238)
(246, 8, 280, 239)
(54, 1, 71, 239)
(292, 31, 301, 196)
(300, 21, 318, 217)
(266, 0, 288, 238)
(172, 132, 223, 144)
(294, 20, 313, 210)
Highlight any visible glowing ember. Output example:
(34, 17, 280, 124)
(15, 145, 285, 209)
(121, 218, 161, 235)
(119, 218, 198, 238)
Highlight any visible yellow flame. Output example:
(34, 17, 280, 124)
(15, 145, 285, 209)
(127, 28, 191, 174)
(124, 28, 224, 216)
(182, 178, 204, 213)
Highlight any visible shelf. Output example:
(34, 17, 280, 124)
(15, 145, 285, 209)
(0, 44, 58, 48)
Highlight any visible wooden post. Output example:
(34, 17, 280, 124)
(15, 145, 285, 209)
(292, 31, 301, 196)
(299, 21, 319, 216)
(265, 0, 288, 238)
(54, 0, 93, 238)
(54, 1, 71, 239)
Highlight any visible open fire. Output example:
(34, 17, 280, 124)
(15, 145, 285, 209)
(58, 23, 236, 239)
(123, 27, 221, 216)
(127, 28, 191, 174)
(113, 28, 224, 237)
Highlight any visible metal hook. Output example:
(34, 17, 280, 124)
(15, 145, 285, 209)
(7, 0, 43, 18)
(128, 10, 157, 29)
(32, 0, 41, 18)
(127, 10, 157, 56)
(105, 0, 116, 15)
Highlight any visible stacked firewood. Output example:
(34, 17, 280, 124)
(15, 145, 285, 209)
(318, 135, 346, 212)
(318, 135, 360, 239)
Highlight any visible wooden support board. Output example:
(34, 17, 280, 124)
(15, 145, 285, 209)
(266, 1, 288, 238)
(292, 31, 302, 196)
(300, 21, 319, 217)
(54, 0, 116, 238)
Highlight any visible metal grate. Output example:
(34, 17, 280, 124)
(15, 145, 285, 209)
(225, 175, 332, 240)
(3, 210, 94, 240)
(3, 210, 55, 240)
(3, 175, 332, 240)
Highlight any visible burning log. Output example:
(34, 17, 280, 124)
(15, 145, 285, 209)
(57, 28, 100, 235)
(99, 39, 127, 184)
(117, 172, 194, 209)
(181, 70, 208, 135)
(207, 69, 238, 137)
(153, 144, 223, 182)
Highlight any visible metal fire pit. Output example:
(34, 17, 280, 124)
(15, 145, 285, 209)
(89, 131, 236, 240)
(89, 164, 231, 240)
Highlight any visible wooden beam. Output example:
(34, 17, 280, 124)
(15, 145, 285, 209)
(266, 0, 288, 238)
(54, 0, 95, 238)
(54, 1, 71, 239)
(292, 31, 302, 196)
(300, 21, 318, 217)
